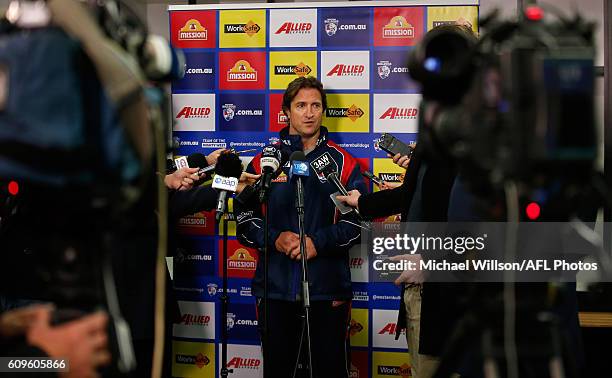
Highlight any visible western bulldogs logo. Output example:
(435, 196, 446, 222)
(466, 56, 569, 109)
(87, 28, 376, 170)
(373, 138, 382, 152)
(227, 313, 236, 330)
(377, 60, 392, 80)
(222, 103, 236, 121)
(207, 283, 218, 296)
(324, 18, 339, 36)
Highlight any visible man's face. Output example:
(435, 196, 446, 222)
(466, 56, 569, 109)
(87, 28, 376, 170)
(286, 87, 323, 139)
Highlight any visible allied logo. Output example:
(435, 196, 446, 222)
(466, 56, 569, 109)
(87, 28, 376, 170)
(224, 20, 261, 36)
(179, 19, 208, 40)
(327, 64, 365, 77)
(324, 18, 339, 36)
(227, 60, 258, 82)
(180, 313, 211, 326)
(228, 357, 262, 369)
(222, 103, 237, 121)
(275, 22, 312, 34)
(377, 60, 392, 79)
(326, 105, 365, 122)
(380, 107, 418, 120)
(383, 16, 415, 39)
(228, 249, 257, 270)
(176, 107, 211, 119)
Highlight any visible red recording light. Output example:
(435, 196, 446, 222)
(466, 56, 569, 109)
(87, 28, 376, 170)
(525, 6, 544, 21)
(7, 181, 19, 196)
(526, 202, 541, 220)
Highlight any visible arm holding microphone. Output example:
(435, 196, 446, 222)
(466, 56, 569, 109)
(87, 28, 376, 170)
(336, 146, 419, 220)
(304, 159, 367, 259)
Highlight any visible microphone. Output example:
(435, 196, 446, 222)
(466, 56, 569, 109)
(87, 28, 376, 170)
(211, 151, 243, 221)
(289, 151, 309, 210)
(186, 153, 216, 179)
(312, 160, 361, 217)
(259, 145, 288, 202)
(235, 146, 288, 205)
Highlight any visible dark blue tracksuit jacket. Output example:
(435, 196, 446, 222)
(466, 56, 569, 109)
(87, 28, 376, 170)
(235, 126, 367, 301)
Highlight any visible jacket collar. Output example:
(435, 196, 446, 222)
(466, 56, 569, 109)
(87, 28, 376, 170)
(279, 125, 328, 153)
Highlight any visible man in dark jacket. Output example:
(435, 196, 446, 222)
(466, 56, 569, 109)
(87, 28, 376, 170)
(235, 77, 366, 378)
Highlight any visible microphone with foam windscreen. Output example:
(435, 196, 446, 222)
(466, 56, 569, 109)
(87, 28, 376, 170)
(234, 146, 289, 205)
(212, 151, 243, 221)
(259, 145, 289, 202)
(289, 151, 309, 211)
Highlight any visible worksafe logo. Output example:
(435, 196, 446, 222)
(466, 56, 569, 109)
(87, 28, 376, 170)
(374, 94, 421, 133)
(321, 51, 369, 90)
(427, 6, 478, 32)
(372, 352, 412, 378)
(374, 7, 424, 47)
(172, 94, 215, 131)
(270, 9, 317, 47)
(224, 20, 261, 36)
(269, 51, 317, 90)
(323, 94, 369, 133)
(173, 301, 215, 339)
(383, 16, 414, 39)
(274, 62, 312, 76)
(349, 308, 368, 347)
(171, 11, 216, 48)
(179, 19, 208, 40)
(227, 60, 258, 82)
(172, 341, 215, 377)
(219, 10, 266, 48)
(326, 105, 365, 122)
(379, 173, 403, 183)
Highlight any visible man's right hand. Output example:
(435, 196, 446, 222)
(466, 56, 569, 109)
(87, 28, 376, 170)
(275, 231, 300, 255)
(24, 306, 111, 378)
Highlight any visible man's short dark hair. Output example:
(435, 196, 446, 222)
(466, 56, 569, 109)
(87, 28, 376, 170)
(282, 76, 327, 115)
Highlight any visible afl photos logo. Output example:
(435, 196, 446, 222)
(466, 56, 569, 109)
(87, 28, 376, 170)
(179, 19, 208, 40)
(227, 60, 258, 82)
